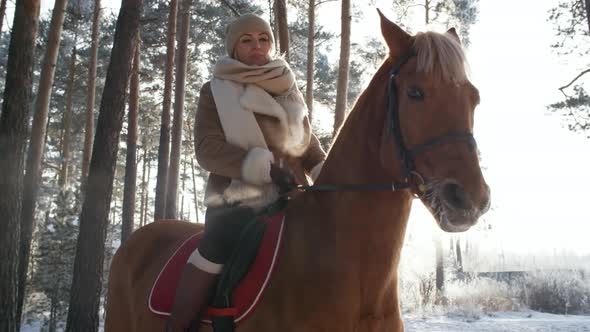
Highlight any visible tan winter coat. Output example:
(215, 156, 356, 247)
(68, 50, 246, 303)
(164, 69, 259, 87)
(195, 81, 326, 208)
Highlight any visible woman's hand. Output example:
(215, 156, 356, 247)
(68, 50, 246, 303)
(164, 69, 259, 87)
(270, 163, 296, 194)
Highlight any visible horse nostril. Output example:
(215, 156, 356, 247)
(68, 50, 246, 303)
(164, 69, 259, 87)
(441, 183, 470, 210)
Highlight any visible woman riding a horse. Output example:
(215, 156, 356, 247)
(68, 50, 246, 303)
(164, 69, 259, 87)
(166, 13, 327, 332)
(106, 10, 490, 332)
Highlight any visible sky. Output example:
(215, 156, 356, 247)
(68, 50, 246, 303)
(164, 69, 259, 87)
(7, 0, 590, 268)
(446, 0, 590, 257)
(463, 0, 590, 259)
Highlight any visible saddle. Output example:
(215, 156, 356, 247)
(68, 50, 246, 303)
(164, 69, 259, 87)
(149, 208, 285, 329)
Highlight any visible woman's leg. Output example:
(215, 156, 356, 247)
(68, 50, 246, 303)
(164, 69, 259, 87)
(167, 205, 255, 332)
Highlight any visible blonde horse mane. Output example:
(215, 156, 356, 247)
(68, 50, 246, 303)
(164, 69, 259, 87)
(413, 31, 468, 83)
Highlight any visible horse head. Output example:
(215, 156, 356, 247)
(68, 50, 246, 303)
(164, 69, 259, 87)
(376, 10, 491, 232)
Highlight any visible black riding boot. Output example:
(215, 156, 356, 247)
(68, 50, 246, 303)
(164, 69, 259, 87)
(166, 264, 218, 332)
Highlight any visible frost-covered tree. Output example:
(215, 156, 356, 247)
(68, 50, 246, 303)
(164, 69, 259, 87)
(28, 189, 79, 332)
(547, 0, 590, 137)
(390, 0, 479, 46)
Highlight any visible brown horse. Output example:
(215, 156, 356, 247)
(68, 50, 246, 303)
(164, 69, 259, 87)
(105, 12, 490, 332)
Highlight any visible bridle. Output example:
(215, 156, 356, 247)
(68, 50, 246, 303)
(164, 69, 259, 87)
(296, 49, 477, 197)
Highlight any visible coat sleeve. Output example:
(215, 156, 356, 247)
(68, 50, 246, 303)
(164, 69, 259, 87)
(194, 82, 249, 180)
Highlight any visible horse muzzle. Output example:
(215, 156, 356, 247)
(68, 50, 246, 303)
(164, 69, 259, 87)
(429, 180, 491, 233)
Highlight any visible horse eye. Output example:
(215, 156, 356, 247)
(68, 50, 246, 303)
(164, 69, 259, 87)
(407, 87, 424, 100)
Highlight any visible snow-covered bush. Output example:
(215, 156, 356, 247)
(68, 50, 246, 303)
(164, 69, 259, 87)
(446, 277, 522, 313)
(400, 272, 437, 312)
(521, 270, 590, 315)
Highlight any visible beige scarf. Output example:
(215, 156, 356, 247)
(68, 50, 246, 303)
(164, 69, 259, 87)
(208, 56, 309, 208)
(212, 56, 309, 153)
(213, 56, 297, 95)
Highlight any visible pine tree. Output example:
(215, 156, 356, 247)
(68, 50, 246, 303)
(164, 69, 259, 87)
(65, 0, 144, 329)
(81, 0, 102, 187)
(153, 0, 177, 221)
(0, 1, 40, 330)
(59, 42, 78, 188)
(166, 0, 192, 219)
(29, 190, 78, 332)
(18, 8, 117, 326)
(274, 0, 289, 60)
(18, 0, 69, 325)
(548, 0, 590, 137)
(121, 36, 141, 242)
(305, 0, 315, 120)
(332, 0, 351, 137)
(0, 0, 6, 37)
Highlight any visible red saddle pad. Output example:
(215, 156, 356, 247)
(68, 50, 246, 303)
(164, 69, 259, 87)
(148, 212, 285, 324)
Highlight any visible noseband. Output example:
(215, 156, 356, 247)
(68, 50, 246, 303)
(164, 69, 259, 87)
(296, 50, 476, 196)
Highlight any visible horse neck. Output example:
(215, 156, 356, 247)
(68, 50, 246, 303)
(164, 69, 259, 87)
(283, 66, 414, 308)
(309, 61, 411, 225)
(302, 87, 414, 256)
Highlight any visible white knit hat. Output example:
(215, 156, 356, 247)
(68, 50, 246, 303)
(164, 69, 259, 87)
(225, 13, 275, 56)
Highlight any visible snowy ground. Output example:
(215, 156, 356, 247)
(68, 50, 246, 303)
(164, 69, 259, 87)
(404, 311, 590, 332)
(21, 311, 590, 331)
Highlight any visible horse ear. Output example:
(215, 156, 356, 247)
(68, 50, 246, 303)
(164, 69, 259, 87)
(446, 27, 462, 45)
(377, 9, 411, 57)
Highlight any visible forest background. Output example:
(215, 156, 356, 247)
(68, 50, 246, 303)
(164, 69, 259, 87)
(0, 0, 589, 331)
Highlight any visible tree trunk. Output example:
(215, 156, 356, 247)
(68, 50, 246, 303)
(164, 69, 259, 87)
(455, 237, 463, 273)
(586, 0, 590, 33)
(144, 156, 151, 224)
(48, 290, 57, 332)
(187, 120, 199, 223)
(180, 155, 186, 220)
(332, 0, 350, 137)
(305, 0, 315, 121)
(154, 0, 177, 221)
(64, 0, 143, 330)
(435, 236, 445, 305)
(0, 0, 7, 36)
(81, 0, 102, 188)
(59, 43, 78, 189)
(139, 135, 148, 227)
(269, 0, 278, 52)
(425, 0, 430, 24)
(0, 1, 40, 331)
(121, 37, 140, 243)
(165, 0, 191, 220)
(273, 0, 289, 61)
(17, 0, 68, 325)
(111, 181, 118, 224)
(190, 154, 199, 223)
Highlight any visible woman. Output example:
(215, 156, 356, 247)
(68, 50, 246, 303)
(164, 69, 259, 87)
(167, 13, 326, 331)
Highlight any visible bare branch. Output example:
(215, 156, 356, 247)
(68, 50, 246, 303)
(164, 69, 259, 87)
(42, 162, 61, 172)
(219, 0, 240, 17)
(407, 3, 426, 9)
(559, 68, 590, 91)
(558, 89, 590, 131)
(140, 17, 161, 25)
(315, 0, 337, 8)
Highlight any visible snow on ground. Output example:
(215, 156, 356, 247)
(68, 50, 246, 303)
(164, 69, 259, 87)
(404, 311, 590, 332)
(21, 311, 590, 331)
(20, 321, 41, 332)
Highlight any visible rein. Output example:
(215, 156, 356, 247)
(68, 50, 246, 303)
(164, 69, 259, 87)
(296, 182, 411, 192)
(297, 49, 476, 196)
